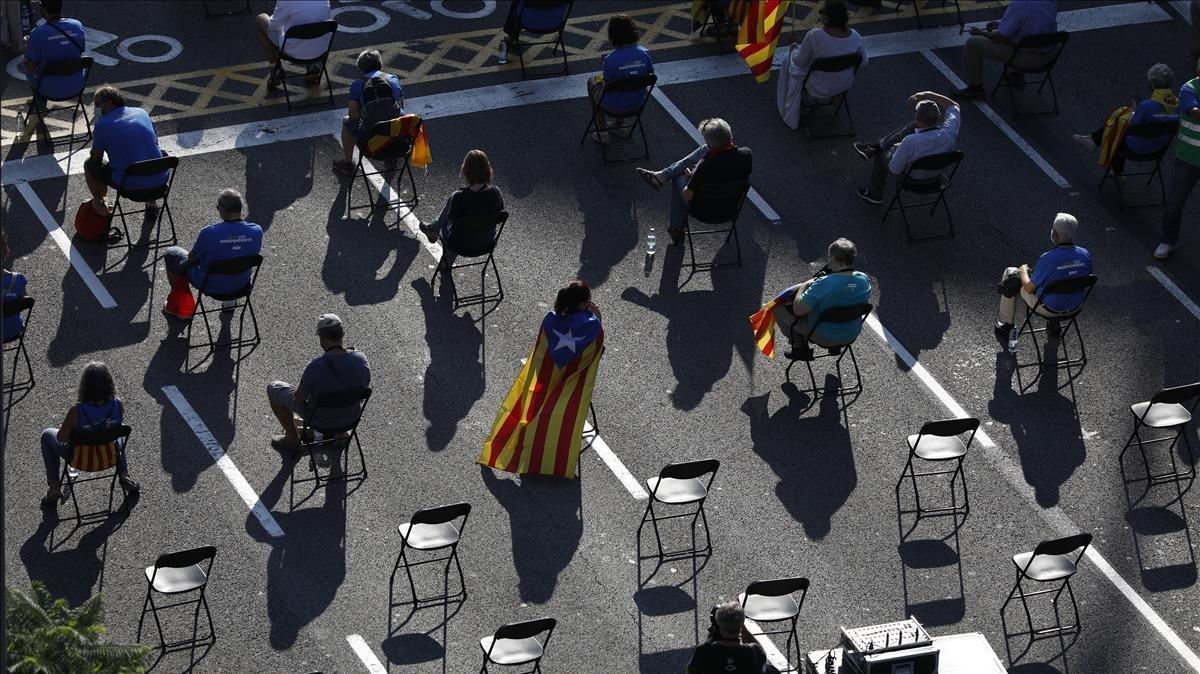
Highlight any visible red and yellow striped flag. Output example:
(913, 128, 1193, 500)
(737, 0, 791, 84)
(749, 286, 799, 358)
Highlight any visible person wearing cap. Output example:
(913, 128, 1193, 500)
(852, 90, 960, 204)
(266, 313, 371, 454)
(162, 189, 263, 318)
(954, 0, 1058, 100)
(780, 1, 867, 129)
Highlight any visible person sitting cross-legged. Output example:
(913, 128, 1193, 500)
(84, 86, 169, 218)
(267, 314, 371, 455)
(853, 90, 960, 204)
(417, 150, 505, 260)
(332, 48, 405, 176)
(161, 189, 263, 319)
(993, 212, 1093, 347)
(773, 237, 872, 361)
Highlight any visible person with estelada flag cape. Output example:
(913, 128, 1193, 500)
(479, 280, 604, 479)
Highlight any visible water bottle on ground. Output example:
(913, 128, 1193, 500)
(498, 40, 508, 65)
(1007, 328, 1019, 354)
(646, 228, 657, 256)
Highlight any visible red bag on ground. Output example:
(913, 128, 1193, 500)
(73, 201, 110, 241)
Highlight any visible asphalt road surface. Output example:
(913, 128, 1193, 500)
(3, 1, 1200, 673)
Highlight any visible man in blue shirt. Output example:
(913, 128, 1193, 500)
(22, 0, 85, 103)
(773, 238, 873, 360)
(83, 86, 168, 218)
(332, 49, 404, 175)
(955, 0, 1058, 99)
(162, 189, 263, 317)
(994, 213, 1093, 347)
(586, 15, 653, 143)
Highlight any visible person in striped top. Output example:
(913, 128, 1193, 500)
(1157, 57, 1200, 259)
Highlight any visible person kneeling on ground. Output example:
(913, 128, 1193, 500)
(634, 117, 752, 243)
(267, 314, 371, 456)
(994, 212, 1093, 348)
(853, 90, 960, 204)
(773, 238, 872, 361)
(1071, 63, 1178, 175)
(332, 48, 404, 176)
(40, 361, 138, 507)
(418, 150, 505, 258)
(687, 599, 777, 674)
(162, 189, 263, 318)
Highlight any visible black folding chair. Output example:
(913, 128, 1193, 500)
(479, 617, 556, 673)
(391, 502, 471, 608)
(638, 458, 720, 560)
(430, 210, 508, 312)
(785, 303, 872, 400)
(185, 254, 263, 365)
(579, 73, 657, 162)
(695, 1, 738, 54)
(991, 31, 1070, 117)
(2, 296, 35, 395)
(797, 52, 862, 140)
(682, 180, 749, 276)
(202, 0, 250, 17)
(1120, 382, 1200, 485)
(108, 155, 179, 251)
(882, 150, 963, 242)
(513, 0, 574, 79)
(1001, 534, 1091, 640)
(1098, 119, 1180, 209)
(739, 577, 810, 672)
(895, 417, 979, 523)
(26, 56, 93, 148)
(290, 387, 371, 509)
(138, 546, 217, 651)
(271, 20, 338, 110)
(60, 424, 132, 526)
(1011, 274, 1096, 390)
(894, 0, 962, 29)
(349, 116, 421, 216)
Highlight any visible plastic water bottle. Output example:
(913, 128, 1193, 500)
(497, 41, 508, 65)
(1007, 329, 1019, 354)
(646, 228, 657, 256)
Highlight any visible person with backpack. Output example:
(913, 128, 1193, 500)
(332, 49, 405, 176)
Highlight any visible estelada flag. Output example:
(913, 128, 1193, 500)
(479, 311, 604, 478)
(736, 0, 791, 84)
(749, 285, 800, 359)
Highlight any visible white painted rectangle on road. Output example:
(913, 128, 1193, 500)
(347, 634, 386, 673)
(162, 385, 285, 538)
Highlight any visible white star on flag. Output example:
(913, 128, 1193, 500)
(552, 329, 581, 353)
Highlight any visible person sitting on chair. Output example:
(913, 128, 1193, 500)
(255, 0, 332, 89)
(993, 212, 1092, 348)
(22, 0, 85, 106)
(267, 314, 371, 454)
(687, 599, 773, 674)
(852, 90, 960, 204)
(332, 49, 404, 176)
(1071, 63, 1178, 175)
(586, 14, 653, 143)
(418, 150, 505, 256)
(954, 0, 1058, 99)
(161, 189, 263, 319)
(780, 1, 867, 129)
(500, 0, 571, 52)
(773, 238, 872, 361)
(2, 229, 28, 344)
(40, 361, 139, 507)
(634, 118, 752, 242)
(83, 86, 169, 218)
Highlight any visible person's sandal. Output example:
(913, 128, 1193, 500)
(418, 222, 439, 243)
(635, 168, 663, 191)
(118, 475, 141, 495)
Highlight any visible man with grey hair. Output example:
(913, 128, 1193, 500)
(854, 91, 960, 204)
(772, 238, 872, 361)
(1071, 63, 1178, 176)
(162, 189, 263, 318)
(687, 599, 770, 673)
(994, 212, 1092, 348)
(635, 117, 753, 241)
(332, 48, 405, 175)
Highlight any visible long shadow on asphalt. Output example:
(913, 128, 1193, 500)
(414, 279, 484, 452)
(1119, 450, 1197, 593)
(575, 168, 639, 288)
(238, 133, 316, 233)
(19, 502, 133, 607)
(896, 517, 967, 628)
(874, 268, 952, 367)
(741, 380, 855, 541)
(322, 186, 417, 306)
(634, 510, 705, 674)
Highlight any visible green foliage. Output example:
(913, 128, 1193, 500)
(5, 582, 150, 673)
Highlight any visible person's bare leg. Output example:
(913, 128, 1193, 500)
(341, 124, 356, 163)
(255, 13, 278, 64)
(269, 400, 300, 443)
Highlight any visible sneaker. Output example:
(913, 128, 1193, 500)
(994, 321, 1013, 347)
(305, 64, 323, 86)
(1071, 133, 1097, 150)
(418, 222, 439, 243)
(1153, 243, 1175, 260)
(954, 85, 985, 100)
(852, 141, 878, 161)
(118, 475, 141, 495)
(855, 187, 883, 204)
(312, 450, 331, 468)
(271, 434, 300, 455)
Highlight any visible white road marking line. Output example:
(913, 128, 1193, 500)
(1171, 0, 1194, 24)
(14, 180, 118, 309)
(919, 49, 1072, 189)
(650, 88, 782, 225)
(584, 427, 649, 500)
(743, 618, 792, 671)
(2, 2, 1169, 186)
(1148, 266, 1200, 321)
(162, 385, 285, 539)
(346, 634, 387, 674)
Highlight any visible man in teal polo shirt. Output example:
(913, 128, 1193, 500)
(772, 238, 873, 360)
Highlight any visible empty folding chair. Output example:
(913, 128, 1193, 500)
(638, 459, 720, 560)
(2, 296, 35, 395)
(108, 155, 180, 251)
(797, 53, 862, 140)
(26, 57, 94, 148)
(682, 181, 750, 276)
(290, 387, 372, 508)
(138, 546, 217, 651)
(1120, 382, 1200, 485)
(785, 303, 872, 400)
(391, 503, 471, 607)
(1098, 119, 1180, 209)
(1011, 274, 1097, 386)
(59, 424, 133, 525)
(512, 1, 574, 79)
(348, 115, 423, 216)
(739, 577, 810, 672)
(185, 255, 263, 365)
(895, 417, 979, 523)
(479, 617, 556, 673)
(881, 150, 963, 242)
(430, 211, 508, 311)
(894, 0, 962, 29)
(579, 73, 657, 163)
(991, 31, 1070, 117)
(1001, 534, 1091, 639)
(271, 20, 338, 110)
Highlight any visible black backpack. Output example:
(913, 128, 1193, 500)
(360, 74, 401, 129)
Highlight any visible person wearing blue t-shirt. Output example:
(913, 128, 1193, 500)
(84, 86, 168, 218)
(955, 0, 1058, 99)
(502, 0, 571, 43)
(2, 229, 28, 344)
(332, 49, 405, 175)
(1072, 63, 1179, 173)
(773, 238, 873, 360)
(994, 213, 1093, 347)
(22, 0, 86, 103)
(162, 189, 263, 317)
(586, 15, 653, 143)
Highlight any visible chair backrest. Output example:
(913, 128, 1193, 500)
(68, 424, 131, 472)
(410, 502, 472, 527)
(907, 150, 963, 175)
(1124, 119, 1181, 140)
(810, 303, 872, 338)
(1031, 533, 1092, 561)
(36, 56, 93, 99)
(601, 73, 657, 94)
(446, 211, 508, 258)
(1150, 382, 1200, 406)
(307, 387, 371, 433)
(364, 115, 422, 159)
(688, 181, 750, 225)
(153, 545, 217, 571)
(745, 576, 810, 601)
(2, 296, 34, 318)
(917, 417, 980, 439)
(809, 51, 863, 74)
(1039, 274, 1097, 300)
(124, 155, 179, 177)
(199, 254, 263, 299)
(1011, 31, 1069, 73)
(118, 155, 178, 199)
(280, 20, 338, 63)
(520, 0, 573, 31)
(658, 458, 720, 482)
(493, 616, 556, 642)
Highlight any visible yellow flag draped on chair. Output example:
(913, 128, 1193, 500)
(737, 0, 791, 84)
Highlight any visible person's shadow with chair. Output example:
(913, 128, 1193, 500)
(413, 279, 484, 452)
(237, 129, 315, 233)
(19, 501, 134, 607)
(574, 169, 640, 288)
(321, 183, 417, 306)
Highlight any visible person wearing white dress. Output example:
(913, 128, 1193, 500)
(781, 1, 867, 130)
